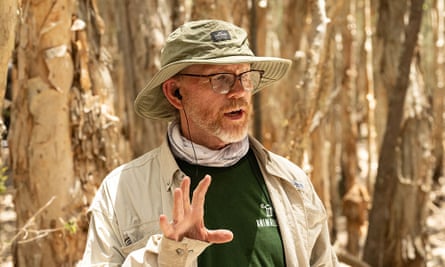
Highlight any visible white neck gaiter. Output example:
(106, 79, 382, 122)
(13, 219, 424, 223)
(167, 121, 249, 167)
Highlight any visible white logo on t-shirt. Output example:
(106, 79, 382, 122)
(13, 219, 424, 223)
(256, 203, 278, 227)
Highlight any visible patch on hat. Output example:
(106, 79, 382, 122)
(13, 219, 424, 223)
(210, 30, 231, 42)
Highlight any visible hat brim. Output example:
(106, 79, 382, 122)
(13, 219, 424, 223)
(134, 55, 292, 121)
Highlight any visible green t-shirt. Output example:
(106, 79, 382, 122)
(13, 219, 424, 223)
(176, 149, 286, 267)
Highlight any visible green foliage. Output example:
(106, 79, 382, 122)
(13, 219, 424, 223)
(63, 218, 78, 235)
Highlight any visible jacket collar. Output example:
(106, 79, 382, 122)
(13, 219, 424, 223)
(157, 135, 303, 191)
(159, 137, 184, 191)
(249, 136, 307, 191)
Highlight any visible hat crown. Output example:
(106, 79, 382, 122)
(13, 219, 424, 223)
(161, 20, 255, 66)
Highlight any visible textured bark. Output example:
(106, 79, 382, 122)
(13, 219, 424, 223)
(343, 183, 369, 255)
(98, 0, 177, 158)
(310, 124, 333, 229)
(10, 0, 121, 265)
(10, 1, 77, 265)
(267, 0, 337, 235)
(338, 0, 359, 194)
(266, 0, 310, 163)
(391, 82, 432, 267)
(72, 0, 122, 208)
(430, 0, 445, 182)
(337, 0, 369, 255)
(191, 0, 249, 25)
(372, 0, 407, 148)
(363, 0, 378, 197)
(274, 0, 330, 166)
(0, 0, 17, 141)
(363, 0, 427, 266)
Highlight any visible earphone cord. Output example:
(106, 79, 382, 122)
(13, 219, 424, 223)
(183, 106, 199, 180)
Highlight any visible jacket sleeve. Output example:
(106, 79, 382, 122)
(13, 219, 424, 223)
(81, 210, 210, 267)
(80, 209, 124, 266)
(122, 235, 210, 267)
(306, 179, 340, 266)
(309, 215, 340, 266)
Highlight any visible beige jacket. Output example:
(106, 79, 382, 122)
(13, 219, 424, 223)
(80, 137, 339, 266)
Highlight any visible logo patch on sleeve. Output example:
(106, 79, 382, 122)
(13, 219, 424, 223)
(210, 30, 231, 42)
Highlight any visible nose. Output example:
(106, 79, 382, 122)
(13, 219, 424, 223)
(226, 78, 248, 99)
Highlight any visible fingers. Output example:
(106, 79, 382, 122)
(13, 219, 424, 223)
(181, 177, 191, 214)
(172, 176, 191, 224)
(172, 187, 184, 223)
(159, 214, 169, 232)
(159, 214, 174, 240)
(191, 175, 211, 212)
(159, 175, 216, 243)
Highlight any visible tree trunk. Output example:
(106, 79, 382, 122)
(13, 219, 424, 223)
(268, 0, 312, 163)
(250, 0, 267, 142)
(372, 0, 407, 149)
(337, 0, 370, 256)
(363, 0, 378, 197)
(430, 0, 445, 182)
(119, 0, 173, 157)
(10, 0, 121, 265)
(98, 0, 180, 158)
(10, 1, 77, 265)
(72, 0, 123, 202)
(388, 65, 432, 266)
(0, 0, 17, 141)
(339, 0, 359, 195)
(363, 0, 426, 266)
(310, 124, 334, 231)
(190, 0, 248, 25)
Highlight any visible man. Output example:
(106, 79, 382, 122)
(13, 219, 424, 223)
(81, 19, 339, 267)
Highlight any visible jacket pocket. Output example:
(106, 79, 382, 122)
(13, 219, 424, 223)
(121, 219, 160, 256)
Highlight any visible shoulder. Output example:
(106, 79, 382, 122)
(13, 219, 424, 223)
(102, 145, 163, 188)
(89, 144, 168, 213)
(107, 146, 163, 181)
(249, 136, 308, 184)
(268, 150, 307, 178)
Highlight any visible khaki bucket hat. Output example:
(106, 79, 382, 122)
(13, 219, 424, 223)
(134, 19, 292, 121)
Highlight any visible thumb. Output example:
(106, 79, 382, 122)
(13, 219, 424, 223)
(206, 229, 233, 244)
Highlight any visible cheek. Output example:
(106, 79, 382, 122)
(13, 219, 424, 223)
(191, 92, 224, 109)
(186, 94, 218, 116)
(200, 101, 222, 118)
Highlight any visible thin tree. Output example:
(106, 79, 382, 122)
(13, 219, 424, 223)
(363, 0, 426, 266)
(0, 0, 17, 142)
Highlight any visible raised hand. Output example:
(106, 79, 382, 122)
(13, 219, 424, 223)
(159, 175, 233, 244)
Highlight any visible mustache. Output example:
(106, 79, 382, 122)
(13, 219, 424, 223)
(221, 99, 249, 112)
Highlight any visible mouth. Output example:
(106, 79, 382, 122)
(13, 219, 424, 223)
(224, 108, 245, 119)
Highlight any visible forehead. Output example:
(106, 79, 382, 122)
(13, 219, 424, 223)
(181, 63, 251, 74)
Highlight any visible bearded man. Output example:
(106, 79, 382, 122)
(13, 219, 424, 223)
(81, 19, 339, 267)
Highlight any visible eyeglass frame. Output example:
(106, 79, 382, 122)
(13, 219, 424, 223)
(175, 69, 265, 94)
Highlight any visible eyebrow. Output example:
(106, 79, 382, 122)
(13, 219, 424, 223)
(191, 68, 251, 75)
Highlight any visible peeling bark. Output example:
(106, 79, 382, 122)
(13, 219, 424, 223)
(10, 1, 121, 265)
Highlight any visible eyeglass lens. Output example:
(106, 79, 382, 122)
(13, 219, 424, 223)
(210, 71, 262, 94)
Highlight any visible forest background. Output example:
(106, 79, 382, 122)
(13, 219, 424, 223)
(0, 0, 445, 266)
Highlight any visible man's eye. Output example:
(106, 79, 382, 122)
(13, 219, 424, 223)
(241, 74, 251, 81)
(214, 74, 231, 82)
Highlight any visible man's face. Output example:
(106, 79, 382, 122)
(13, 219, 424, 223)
(177, 63, 253, 148)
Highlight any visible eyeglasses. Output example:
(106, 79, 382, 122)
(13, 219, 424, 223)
(176, 69, 264, 94)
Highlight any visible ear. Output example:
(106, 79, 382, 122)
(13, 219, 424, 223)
(162, 78, 183, 110)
